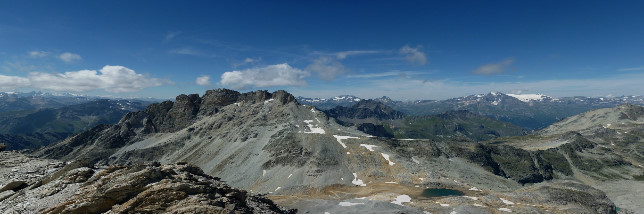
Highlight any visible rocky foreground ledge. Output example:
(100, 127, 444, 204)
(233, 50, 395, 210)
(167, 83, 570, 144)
(0, 151, 295, 214)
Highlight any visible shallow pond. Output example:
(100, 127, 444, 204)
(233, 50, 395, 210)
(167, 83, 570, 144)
(421, 188, 464, 198)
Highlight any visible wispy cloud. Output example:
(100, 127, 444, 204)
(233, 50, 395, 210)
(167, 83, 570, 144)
(471, 58, 515, 75)
(399, 45, 427, 65)
(219, 63, 309, 89)
(618, 66, 644, 72)
(169, 47, 216, 58)
(335, 50, 383, 59)
(59, 52, 82, 63)
(196, 75, 211, 86)
(29, 51, 49, 58)
(165, 31, 180, 41)
(0, 65, 170, 93)
(306, 57, 347, 81)
(232, 57, 262, 68)
(346, 71, 426, 79)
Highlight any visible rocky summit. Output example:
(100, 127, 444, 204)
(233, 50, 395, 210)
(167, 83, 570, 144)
(2, 89, 643, 213)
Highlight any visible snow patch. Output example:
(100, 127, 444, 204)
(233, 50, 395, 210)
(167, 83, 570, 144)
(381, 153, 395, 165)
(500, 198, 514, 205)
(499, 208, 512, 212)
(473, 203, 484, 207)
(469, 187, 481, 191)
(264, 98, 274, 104)
(339, 202, 364, 206)
(391, 195, 411, 206)
(352, 173, 366, 186)
(360, 144, 378, 151)
(440, 203, 450, 207)
(412, 157, 420, 164)
(288, 174, 292, 178)
(385, 181, 398, 184)
(450, 211, 457, 214)
(274, 187, 281, 192)
(464, 196, 478, 200)
(507, 93, 549, 102)
(334, 135, 359, 148)
(263, 170, 266, 176)
(303, 120, 325, 134)
(346, 152, 350, 154)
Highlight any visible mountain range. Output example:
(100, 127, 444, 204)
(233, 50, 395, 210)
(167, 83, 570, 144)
(324, 99, 528, 141)
(298, 93, 644, 130)
(1, 89, 643, 213)
(0, 99, 151, 150)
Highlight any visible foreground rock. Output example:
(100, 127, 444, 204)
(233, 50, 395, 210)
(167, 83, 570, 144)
(0, 152, 294, 214)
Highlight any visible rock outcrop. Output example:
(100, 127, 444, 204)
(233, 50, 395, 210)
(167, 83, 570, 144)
(43, 163, 295, 214)
(0, 151, 294, 214)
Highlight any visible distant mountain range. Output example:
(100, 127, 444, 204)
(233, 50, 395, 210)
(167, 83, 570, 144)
(0, 91, 163, 114)
(298, 93, 644, 130)
(0, 99, 151, 150)
(324, 99, 528, 141)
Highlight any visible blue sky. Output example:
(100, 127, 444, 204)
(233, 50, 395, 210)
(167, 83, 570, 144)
(1, 0, 643, 100)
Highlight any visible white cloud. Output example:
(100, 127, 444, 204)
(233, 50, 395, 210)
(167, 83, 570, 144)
(196, 75, 211, 86)
(0, 65, 168, 93)
(336, 50, 382, 59)
(219, 63, 309, 89)
(59, 52, 82, 63)
(0, 74, 30, 90)
(618, 66, 644, 72)
(472, 58, 515, 75)
(244, 57, 260, 64)
(29, 51, 49, 58)
(306, 57, 347, 81)
(399, 45, 427, 65)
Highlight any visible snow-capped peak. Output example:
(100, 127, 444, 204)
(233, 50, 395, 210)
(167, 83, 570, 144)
(506, 93, 551, 102)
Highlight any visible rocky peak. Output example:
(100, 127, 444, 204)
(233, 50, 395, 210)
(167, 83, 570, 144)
(325, 99, 405, 120)
(617, 103, 644, 121)
(374, 96, 394, 104)
(271, 90, 298, 105)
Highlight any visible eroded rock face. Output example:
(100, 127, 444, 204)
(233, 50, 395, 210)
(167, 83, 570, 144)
(44, 162, 294, 214)
(0, 154, 294, 214)
(34, 89, 300, 162)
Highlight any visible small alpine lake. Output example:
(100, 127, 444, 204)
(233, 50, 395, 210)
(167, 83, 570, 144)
(421, 188, 464, 198)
